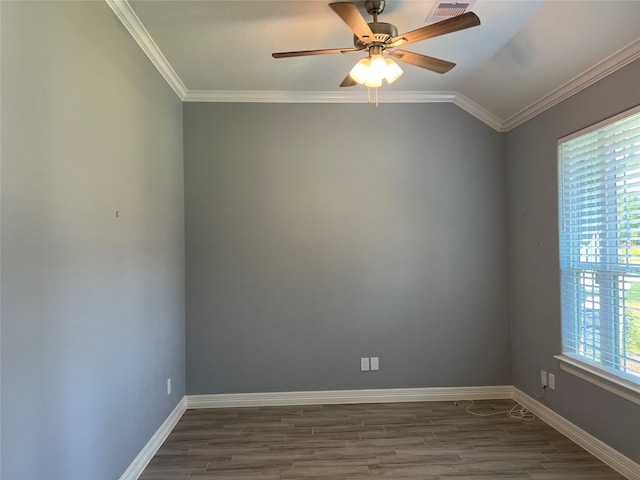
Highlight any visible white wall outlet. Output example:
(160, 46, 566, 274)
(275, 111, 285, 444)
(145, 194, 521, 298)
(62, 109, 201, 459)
(167, 377, 172, 395)
(370, 357, 379, 371)
(541, 370, 548, 387)
(548, 373, 556, 390)
(360, 357, 370, 371)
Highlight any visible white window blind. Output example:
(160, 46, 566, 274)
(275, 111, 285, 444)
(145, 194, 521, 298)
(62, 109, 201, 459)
(558, 106, 640, 385)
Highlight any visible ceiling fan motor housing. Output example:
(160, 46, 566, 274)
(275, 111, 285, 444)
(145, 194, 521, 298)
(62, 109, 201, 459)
(353, 22, 398, 49)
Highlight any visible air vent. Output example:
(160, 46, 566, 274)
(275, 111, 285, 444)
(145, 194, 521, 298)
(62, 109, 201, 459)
(425, 0, 476, 23)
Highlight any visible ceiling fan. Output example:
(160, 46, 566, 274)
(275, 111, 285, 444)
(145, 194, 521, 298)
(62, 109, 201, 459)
(272, 1, 480, 89)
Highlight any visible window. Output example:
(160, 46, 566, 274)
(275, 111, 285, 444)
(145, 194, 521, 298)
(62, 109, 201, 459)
(557, 106, 640, 400)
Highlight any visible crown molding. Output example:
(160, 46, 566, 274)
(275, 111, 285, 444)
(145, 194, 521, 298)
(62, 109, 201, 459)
(502, 37, 640, 131)
(108, 0, 639, 133)
(453, 93, 505, 132)
(183, 90, 457, 104)
(105, 0, 187, 99)
(183, 90, 505, 131)
(103, 0, 505, 132)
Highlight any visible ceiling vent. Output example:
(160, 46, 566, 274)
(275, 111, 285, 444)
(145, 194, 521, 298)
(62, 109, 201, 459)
(425, 0, 477, 23)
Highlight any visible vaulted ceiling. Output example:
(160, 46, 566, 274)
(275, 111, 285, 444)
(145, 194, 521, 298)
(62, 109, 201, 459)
(108, 0, 640, 131)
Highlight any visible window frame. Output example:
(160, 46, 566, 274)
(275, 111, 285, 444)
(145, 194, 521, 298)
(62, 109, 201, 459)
(556, 105, 640, 404)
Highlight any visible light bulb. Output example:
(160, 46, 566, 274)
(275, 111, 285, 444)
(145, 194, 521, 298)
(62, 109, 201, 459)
(364, 76, 382, 88)
(368, 54, 387, 83)
(385, 58, 403, 84)
(349, 58, 370, 84)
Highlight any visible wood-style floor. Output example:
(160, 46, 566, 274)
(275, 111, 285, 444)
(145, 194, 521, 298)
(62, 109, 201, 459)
(139, 399, 625, 480)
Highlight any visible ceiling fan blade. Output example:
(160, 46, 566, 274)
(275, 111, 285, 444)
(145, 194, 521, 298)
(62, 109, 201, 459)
(391, 50, 456, 74)
(329, 2, 375, 43)
(339, 74, 358, 87)
(272, 47, 358, 58)
(391, 12, 480, 47)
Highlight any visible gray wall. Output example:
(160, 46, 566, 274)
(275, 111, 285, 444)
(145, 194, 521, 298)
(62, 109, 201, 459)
(1, 2, 185, 479)
(184, 102, 509, 394)
(507, 58, 640, 463)
(4, 0, 637, 474)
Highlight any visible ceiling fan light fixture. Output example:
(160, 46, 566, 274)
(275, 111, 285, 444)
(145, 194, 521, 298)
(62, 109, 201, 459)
(349, 53, 402, 88)
(272, 3, 482, 92)
(364, 76, 383, 88)
(384, 57, 403, 84)
(349, 57, 371, 84)
(368, 53, 387, 82)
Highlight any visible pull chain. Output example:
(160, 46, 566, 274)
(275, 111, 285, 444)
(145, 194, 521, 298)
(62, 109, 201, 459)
(367, 87, 380, 107)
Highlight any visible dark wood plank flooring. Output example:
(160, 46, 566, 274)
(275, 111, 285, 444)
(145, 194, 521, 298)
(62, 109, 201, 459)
(139, 399, 625, 479)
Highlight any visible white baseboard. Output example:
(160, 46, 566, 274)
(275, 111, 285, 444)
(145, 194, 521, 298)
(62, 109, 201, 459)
(118, 397, 187, 480)
(513, 388, 640, 480)
(185, 385, 513, 409)
(121, 387, 640, 480)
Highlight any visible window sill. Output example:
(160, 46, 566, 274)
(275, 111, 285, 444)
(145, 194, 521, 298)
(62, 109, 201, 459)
(554, 354, 640, 406)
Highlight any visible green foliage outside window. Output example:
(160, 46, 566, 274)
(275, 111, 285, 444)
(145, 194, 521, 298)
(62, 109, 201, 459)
(624, 283, 640, 375)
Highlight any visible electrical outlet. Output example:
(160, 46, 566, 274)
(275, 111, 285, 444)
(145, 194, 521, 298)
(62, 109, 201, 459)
(370, 357, 379, 371)
(360, 357, 370, 371)
(548, 373, 556, 390)
(541, 370, 548, 386)
(167, 378, 172, 395)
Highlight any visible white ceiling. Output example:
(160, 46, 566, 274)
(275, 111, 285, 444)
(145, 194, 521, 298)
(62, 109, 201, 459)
(112, 0, 640, 130)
